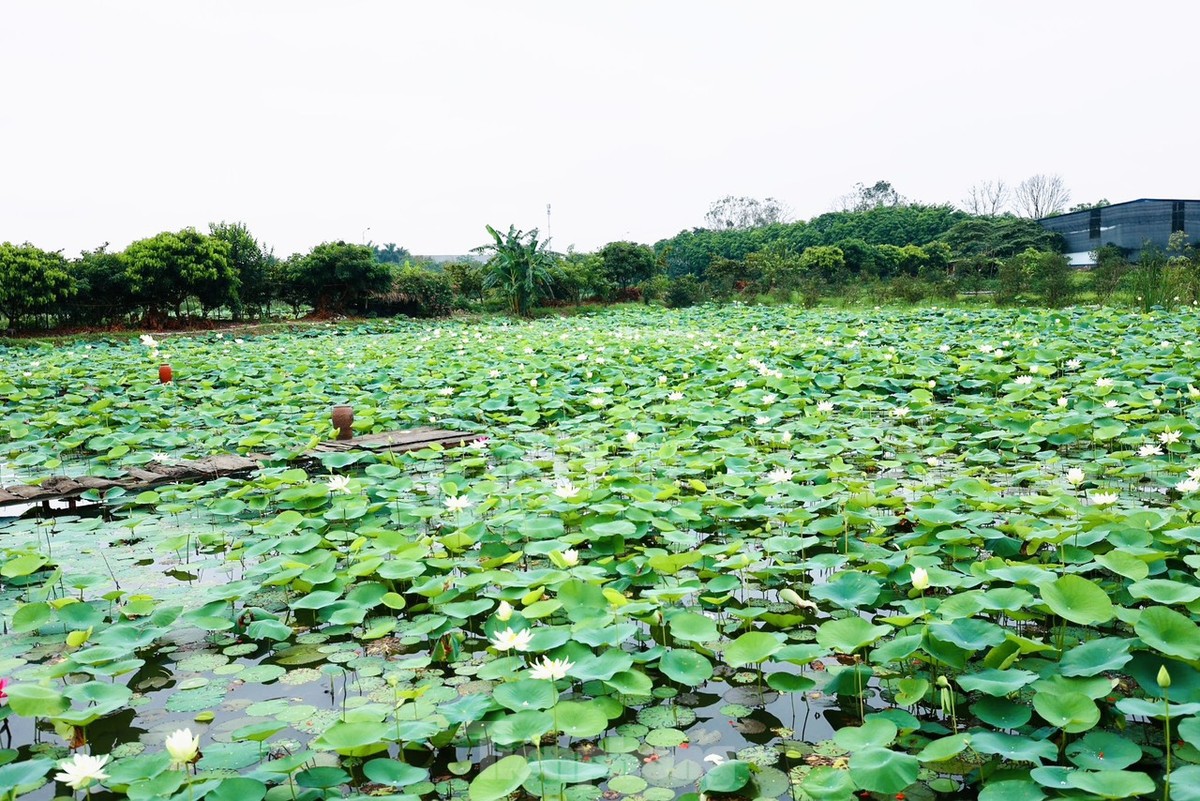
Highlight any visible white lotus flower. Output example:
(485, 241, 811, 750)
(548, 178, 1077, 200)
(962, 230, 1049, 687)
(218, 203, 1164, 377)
(55, 753, 110, 790)
(1139, 444, 1164, 457)
(1057, 397, 1068, 408)
(1096, 377, 1113, 387)
(1091, 491, 1119, 506)
(1015, 375, 1033, 385)
(1067, 467, 1086, 485)
(469, 436, 490, 450)
(733, 379, 747, 389)
(439, 387, 455, 396)
(444, 495, 472, 511)
(667, 391, 684, 401)
(489, 369, 501, 378)
(1160, 429, 1182, 445)
(165, 728, 200, 770)
(139, 334, 159, 348)
(938, 344, 950, 353)
(491, 627, 534, 652)
(553, 479, 580, 499)
(704, 754, 726, 766)
(624, 431, 640, 445)
(926, 457, 940, 467)
(1177, 478, 1200, 494)
(1104, 400, 1118, 409)
(496, 600, 514, 621)
(326, 475, 352, 494)
(817, 401, 834, 413)
(762, 393, 778, 405)
(1067, 358, 1082, 370)
(561, 548, 580, 567)
(891, 406, 911, 419)
(755, 415, 771, 426)
(766, 468, 793, 484)
(529, 656, 574, 681)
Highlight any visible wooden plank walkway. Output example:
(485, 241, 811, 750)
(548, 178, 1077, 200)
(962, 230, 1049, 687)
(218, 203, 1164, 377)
(0, 427, 468, 511)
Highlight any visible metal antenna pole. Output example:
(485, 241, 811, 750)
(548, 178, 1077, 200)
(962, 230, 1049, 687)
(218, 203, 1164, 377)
(546, 204, 551, 240)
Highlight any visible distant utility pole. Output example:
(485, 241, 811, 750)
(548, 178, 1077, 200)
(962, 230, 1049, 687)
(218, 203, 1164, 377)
(546, 204, 552, 240)
(362, 227, 371, 245)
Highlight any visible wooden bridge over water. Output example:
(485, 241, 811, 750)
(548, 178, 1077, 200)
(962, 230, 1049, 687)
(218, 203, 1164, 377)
(0, 427, 469, 512)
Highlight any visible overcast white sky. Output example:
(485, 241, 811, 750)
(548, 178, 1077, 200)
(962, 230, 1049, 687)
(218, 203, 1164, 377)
(2, 2, 1196, 258)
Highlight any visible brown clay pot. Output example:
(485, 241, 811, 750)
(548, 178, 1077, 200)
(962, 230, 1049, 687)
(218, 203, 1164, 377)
(332, 404, 354, 440)
(159, 363, 173, 384)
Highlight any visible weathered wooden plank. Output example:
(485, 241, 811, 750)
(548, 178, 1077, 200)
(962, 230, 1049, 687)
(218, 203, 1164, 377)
(5, 485, 53, 500)
(1, 427, 471, 510)
(75, 477, 122, 490)
(123, 467, 168, 482)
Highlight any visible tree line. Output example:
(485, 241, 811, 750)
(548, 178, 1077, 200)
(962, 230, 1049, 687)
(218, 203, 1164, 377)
(2, 184, 1182, 330)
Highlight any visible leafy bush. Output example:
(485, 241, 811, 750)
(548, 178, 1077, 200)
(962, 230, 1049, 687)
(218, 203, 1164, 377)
(442, 261, 485, 303)
(665, 275, 705, 308)
(373, 265, 453, 318)
(292, 241, 390, 315)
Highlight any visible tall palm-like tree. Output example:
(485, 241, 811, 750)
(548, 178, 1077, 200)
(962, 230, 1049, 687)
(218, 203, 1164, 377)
(474, 225, 557, 317)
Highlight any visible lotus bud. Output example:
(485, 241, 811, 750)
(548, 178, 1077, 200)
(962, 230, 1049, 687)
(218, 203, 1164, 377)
(911, 567, 930, 592)
(496, 600, 514, 621)
(1158, 665, 1172, 689)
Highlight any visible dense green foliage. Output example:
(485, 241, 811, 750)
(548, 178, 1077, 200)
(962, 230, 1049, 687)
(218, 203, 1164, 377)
(371, 263, 455, 318)
(0, 203, 1192, 332)
(656, 204, 969, 277)
(0, 242, 75, 327)
(5, 306, 1200, 799)
(475, 225, 557, 317)
(124, 228, 237, 321)
(291, 241, 391, 315)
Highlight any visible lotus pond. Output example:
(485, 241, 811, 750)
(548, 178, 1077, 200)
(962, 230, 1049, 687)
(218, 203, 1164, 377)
(4, 305, 1200, 800)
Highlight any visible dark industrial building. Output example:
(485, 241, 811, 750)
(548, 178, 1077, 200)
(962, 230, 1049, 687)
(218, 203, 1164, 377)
(1038, 198, 1200, 266)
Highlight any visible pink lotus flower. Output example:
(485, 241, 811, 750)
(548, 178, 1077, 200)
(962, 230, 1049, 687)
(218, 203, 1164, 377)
(0, 677, 8, 705)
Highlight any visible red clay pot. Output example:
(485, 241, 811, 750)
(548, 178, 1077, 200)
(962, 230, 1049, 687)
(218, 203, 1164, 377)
(159, 363, 173, 384)
(332, 404, 354, 440)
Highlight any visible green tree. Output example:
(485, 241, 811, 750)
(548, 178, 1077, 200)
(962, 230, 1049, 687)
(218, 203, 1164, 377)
(372, 242, 412, 264)
(295, 241, 391, 315)
(704, 196, 791, 230)
(834, 180, 905, 212)
(1090, 244, 1129, 302)
(799, 245, 846, 284)
(598, 241, 658, 289)
(473, 225, 557, 317)
(209, 221, 273, 319)
(995, 248, 1073, 307)
(372, 263, 453, 317)
(124, 228, 236, 321)
(746, 241, 802, 293)
(71, 245, 133, 324)
(0, 242, 75, 329)
(705, 256, 754, 299)
(442, 260, 485, 303)
(272, 254, 310, 317)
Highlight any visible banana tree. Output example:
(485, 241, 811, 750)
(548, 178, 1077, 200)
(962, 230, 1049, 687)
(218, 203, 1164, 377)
(474, 225, 557, 317)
